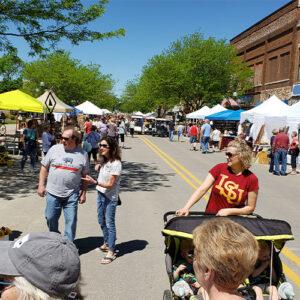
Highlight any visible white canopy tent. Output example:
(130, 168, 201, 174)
(75, 101, 103, 115)
(241, 95, 290, 141)
(186, 106, 211, 119)
(102, 108, 111, 114)
(38, 90, 73, 113)
(208, 104, 227, 115)
(240, 95, 289, 123)
(133, 111, 144, 117)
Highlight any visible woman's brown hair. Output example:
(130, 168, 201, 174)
(100, 137, 121, 162)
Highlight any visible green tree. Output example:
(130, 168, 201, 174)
(0, 50, 24, 93)
(121, 32, 253, 114)
(0, 0, 125, 56)
(22, 51, 117, 109)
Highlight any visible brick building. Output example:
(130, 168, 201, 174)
(230, 0, 300, 104)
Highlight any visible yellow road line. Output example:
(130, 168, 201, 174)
(283, 263, 300, 286)
(141, 136, 202, 186)
(140, 135, 300, 287)
(282, 248, 300, 268)
(140, 136, 209, 201)
(141, 137, 198, 190)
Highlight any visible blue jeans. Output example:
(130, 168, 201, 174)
(97, 192, 117, 251)
(21, 143, 36, 170)
(201, 136, 210, 153)
(45, 192, 79, 241)
(274, 149, 288, 175)
(169, 130, 174, 141)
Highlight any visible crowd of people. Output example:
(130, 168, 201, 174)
(1, 112, 297, 299)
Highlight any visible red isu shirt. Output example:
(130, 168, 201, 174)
(205, 163, 259, 214)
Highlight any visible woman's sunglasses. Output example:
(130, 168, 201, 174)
(225, 152, 238, 158)
(99, 143, 109, 148)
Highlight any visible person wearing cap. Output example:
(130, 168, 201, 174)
(38, 126, 89, 241)
(0, 232, 82, 300)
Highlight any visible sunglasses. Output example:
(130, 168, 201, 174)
(60, 136, 73, 141)
(99, 143, 109, 148)
(0, 281, 14, 295)
(225, 152, 238, 158)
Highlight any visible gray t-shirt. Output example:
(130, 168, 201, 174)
(41, 144, 89, 197)
(96, 160, 122, 201)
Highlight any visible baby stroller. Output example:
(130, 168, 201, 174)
(162, 211, 295, 300)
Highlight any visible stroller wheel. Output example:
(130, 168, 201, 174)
(163, 289, 173, 300)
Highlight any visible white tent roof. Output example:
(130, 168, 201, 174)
(240, 95, 289, 123)
(287, 101, 300, 117)
(186, 106, 211, 119)
(75, 101, 103, 115)
(38, 90, 73, 113)
(133, 111, 144, 116)
(102, 108, 111, 114)
(208, 104, 227, 115)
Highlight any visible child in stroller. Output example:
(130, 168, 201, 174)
(249, 241, 279, 300)
(172, 239, 201, 299)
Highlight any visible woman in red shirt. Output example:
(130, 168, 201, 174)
(176, 139, 259, 216)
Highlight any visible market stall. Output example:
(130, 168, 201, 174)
(186, 106, 211, 120)
(206, 109, 244, 149)
(240, 95, 290, 142)
(38, 89, 73, 113)
(75, 101, 104, 115)
(0, 90, 44, 166)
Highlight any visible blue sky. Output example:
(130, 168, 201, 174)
(17, 0, 289, 97)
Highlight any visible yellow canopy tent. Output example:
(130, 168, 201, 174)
(0, 90, 44, 113)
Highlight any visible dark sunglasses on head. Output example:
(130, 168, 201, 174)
(60, 136, 73, 141)
(225, 152, 237, 158)
(99, 143, 109, 148)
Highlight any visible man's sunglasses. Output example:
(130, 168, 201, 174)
(225, 152, 238, 158)
(60, 136, 73, 141)
(99, 144, 109, 148)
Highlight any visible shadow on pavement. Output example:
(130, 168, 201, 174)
(121, 161, 173, 192)
(116, 239, 148, 257)
(74, 236, 103, 255)
(0, 157, 40, 201)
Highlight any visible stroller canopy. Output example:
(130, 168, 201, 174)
(162, 214, 293, 249)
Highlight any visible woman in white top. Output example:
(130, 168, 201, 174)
(83, 137, 122, 264)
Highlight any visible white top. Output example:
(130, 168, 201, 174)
(211, 129, 221, 141)
(96, 160, 122, 201)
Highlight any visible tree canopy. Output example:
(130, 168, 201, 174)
(22, 51, 117, 109)
(120, 33, 253, 115)
(0, 0, 125, 56)
(0, 50, 23, 93)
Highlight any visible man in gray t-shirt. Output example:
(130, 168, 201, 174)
(38, 127, 89, 241)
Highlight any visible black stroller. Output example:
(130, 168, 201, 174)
(162, 212, 295, 300)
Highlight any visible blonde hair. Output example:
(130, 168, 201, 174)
(14, 277, 60, 300)
(193, 218, 258, 290)
(228, 139, 252, 169)
(13, 276, 83, 300)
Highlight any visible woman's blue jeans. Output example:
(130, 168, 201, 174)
(97, 192, 117, 252)
(45, 192, 79, 241)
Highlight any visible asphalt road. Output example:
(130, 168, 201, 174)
(1, 133, 300, 299)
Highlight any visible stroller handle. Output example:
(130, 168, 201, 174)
(163, 211, 262, 223)
(163, 211, 208, 223)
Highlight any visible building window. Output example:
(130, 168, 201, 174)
(298, 52, 300, 81)
(267, 56, 278, 82)
(254, 62, 263, 86)
(279, 52, 290, 79)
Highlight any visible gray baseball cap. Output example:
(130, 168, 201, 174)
(0, 232, 80, 297)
